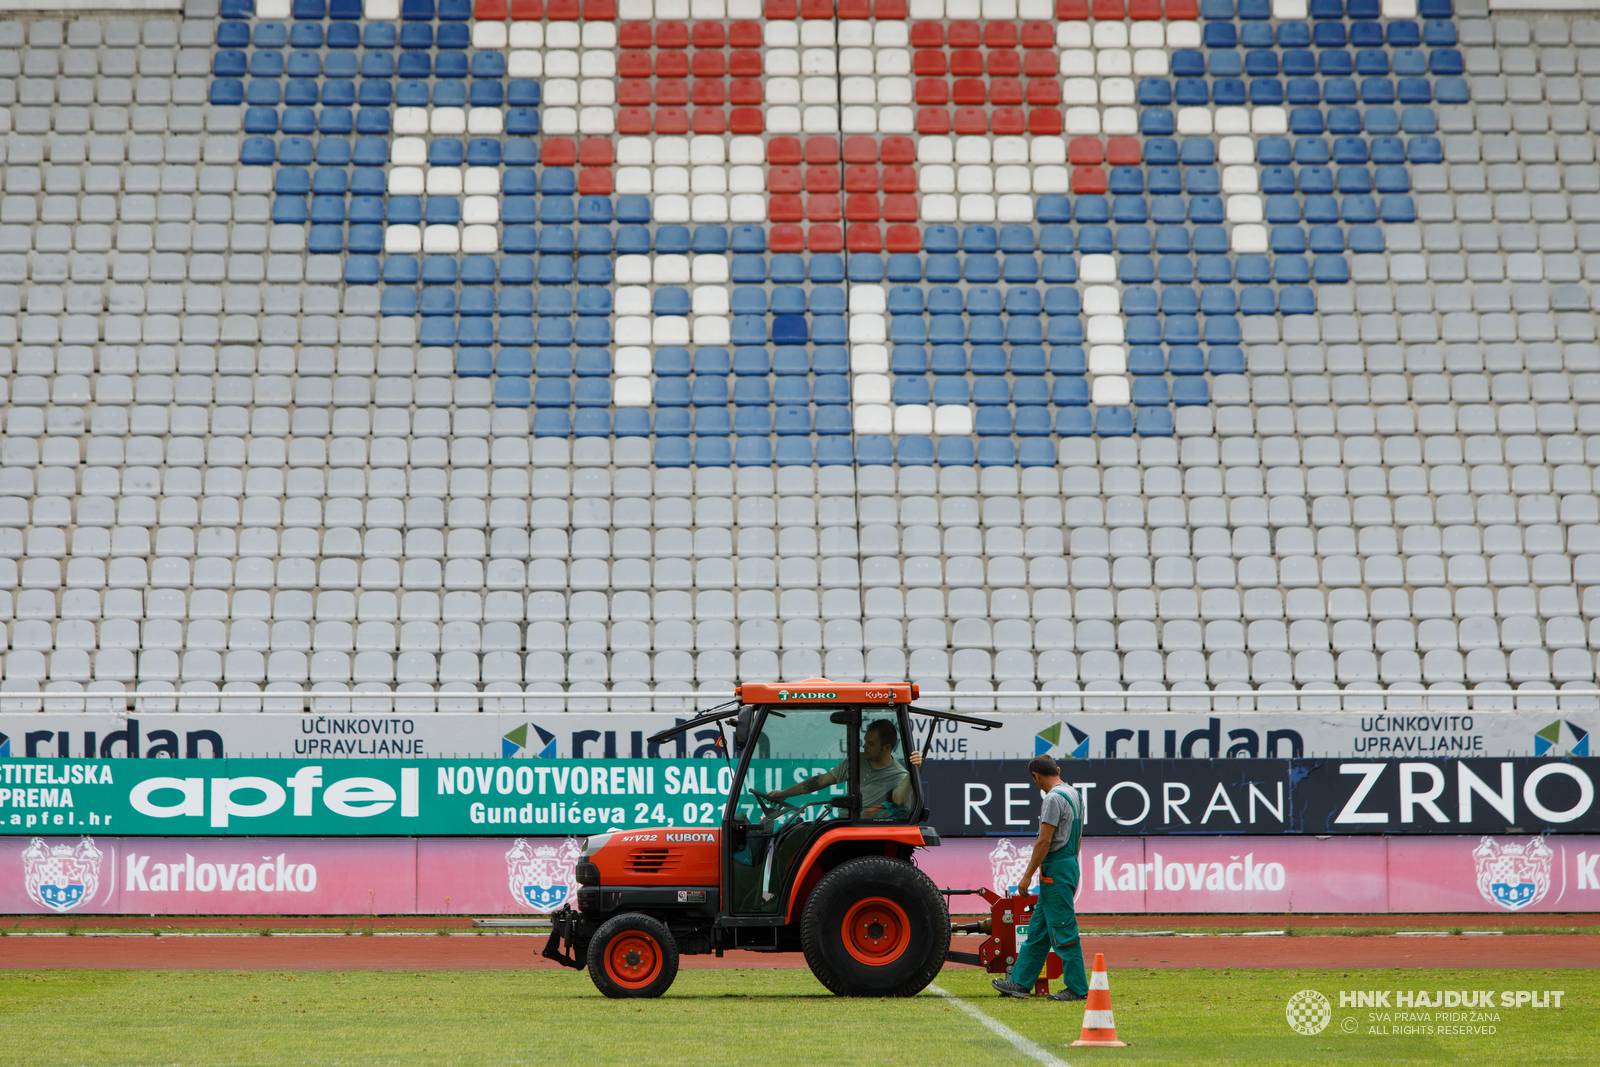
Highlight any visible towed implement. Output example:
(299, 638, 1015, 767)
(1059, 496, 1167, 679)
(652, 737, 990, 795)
(542, 680, 1058, 997)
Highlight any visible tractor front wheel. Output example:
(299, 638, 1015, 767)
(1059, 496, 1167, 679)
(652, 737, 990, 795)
(587, 913, 680, 998)
(801, 856, 950, 996)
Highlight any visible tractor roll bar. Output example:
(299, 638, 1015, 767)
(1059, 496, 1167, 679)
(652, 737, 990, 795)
(644, 699, 743, 745)
(907, 706, 1004, 730)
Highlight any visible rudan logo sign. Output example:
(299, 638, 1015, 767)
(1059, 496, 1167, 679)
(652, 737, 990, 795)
(1035, 722, 1091, 759)
(0, 719, 223, 758)
(501, 723, 558, 759)
(1034, 718, 1303, 760)
(129, 766, 420, 829)
(1535, 721, 1591, 758)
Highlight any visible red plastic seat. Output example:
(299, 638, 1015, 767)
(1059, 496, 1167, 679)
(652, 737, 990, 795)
(845, 223, 882, 252)
(1107, 137, 1142, 165)
(543, 138, 578, 166)
(690, 109, 726, 134)
(807, 224, 843, 253)
(1071, 166, 1108, 194)
(885, 224, 921, 252)
(990, 108, 1024, 134)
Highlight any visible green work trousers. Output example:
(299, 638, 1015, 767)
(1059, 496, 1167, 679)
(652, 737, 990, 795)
(1007, 849, 1088, 995)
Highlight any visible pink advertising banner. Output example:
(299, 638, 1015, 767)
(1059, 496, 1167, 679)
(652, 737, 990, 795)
(0, 837, 419, 915)
(4, 835, 1598, 916)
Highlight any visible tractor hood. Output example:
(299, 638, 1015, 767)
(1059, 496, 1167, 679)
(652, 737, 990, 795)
(582, 826, 721, 887)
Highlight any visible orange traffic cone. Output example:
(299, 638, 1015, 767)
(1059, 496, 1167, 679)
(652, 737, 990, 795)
(1070, 952, 1128, 1048)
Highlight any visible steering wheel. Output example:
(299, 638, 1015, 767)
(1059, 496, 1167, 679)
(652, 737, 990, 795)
(750, 790, 803, 818)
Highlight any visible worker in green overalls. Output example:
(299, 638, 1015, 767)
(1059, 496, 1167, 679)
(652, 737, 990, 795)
(991, 755, 1089, 1002)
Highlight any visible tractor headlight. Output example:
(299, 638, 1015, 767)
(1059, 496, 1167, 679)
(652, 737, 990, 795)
(580, 832, 611, 858)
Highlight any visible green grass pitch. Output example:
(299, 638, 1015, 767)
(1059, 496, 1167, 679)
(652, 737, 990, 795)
(0, 968, 1590, 1066)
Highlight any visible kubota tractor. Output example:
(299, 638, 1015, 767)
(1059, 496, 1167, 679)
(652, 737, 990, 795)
(541, 679, 1004, 997)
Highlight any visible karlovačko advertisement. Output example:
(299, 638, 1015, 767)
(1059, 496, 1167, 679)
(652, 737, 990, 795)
(7, 834, 1599, 916)
(1, 756, 1596, 837)
(0, 708, 1590, 760)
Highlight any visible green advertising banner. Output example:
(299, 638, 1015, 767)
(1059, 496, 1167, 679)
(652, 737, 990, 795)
(0, 759, 840, 837)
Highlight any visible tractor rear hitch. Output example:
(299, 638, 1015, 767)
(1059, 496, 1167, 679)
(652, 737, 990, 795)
(938, 886, 1062, 994)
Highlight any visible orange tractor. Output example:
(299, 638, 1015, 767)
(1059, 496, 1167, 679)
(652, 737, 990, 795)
(542, 680, 1060, 998)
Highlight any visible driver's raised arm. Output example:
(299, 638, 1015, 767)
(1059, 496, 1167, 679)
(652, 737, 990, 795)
(889, 775, 913, 809)
(772, 761, 845, 801)
(889, 750, 923, 807)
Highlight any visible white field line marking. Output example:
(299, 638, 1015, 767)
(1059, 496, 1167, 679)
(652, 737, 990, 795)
(1087, 930, 1288, 939)
(928, 983, 1070, 1067)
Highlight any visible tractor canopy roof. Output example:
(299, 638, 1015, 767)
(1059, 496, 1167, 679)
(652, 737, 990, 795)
(647, 680, 994, 745)
(735, 679, 918, 706)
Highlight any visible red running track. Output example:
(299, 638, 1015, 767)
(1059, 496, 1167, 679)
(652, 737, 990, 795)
(2, 933, 1595, 971)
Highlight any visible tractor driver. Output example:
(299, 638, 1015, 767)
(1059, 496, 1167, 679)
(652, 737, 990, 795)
(769, 719, 923, 821)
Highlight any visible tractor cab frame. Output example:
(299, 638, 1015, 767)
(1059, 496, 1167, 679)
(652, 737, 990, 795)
(542, 679, 1002, 997)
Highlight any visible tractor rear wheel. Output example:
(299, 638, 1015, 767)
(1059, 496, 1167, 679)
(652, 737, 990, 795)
(800, 856, 949, 997)
(587, 913, 679, 999)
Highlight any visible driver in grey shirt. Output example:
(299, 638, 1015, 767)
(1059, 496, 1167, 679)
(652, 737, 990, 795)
(770, 719, 923, 820)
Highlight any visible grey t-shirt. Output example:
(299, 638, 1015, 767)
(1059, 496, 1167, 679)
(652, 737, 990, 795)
(828, 758, 910, 812)
(1039, 785, 1083, 854)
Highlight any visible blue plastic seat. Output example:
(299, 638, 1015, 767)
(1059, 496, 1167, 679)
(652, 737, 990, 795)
(1173, 378, 1210, 406)
(1163, 346, 1200, 375)
(974, 408, 1013, 436)
(1132, 377, 1169, 406)
(976, 438, 1016, 466)
(855, 436, 894, 465)
(799, 437, 838, 466)
(802, 354, 842, 392)
(937, 438, 975, 466)
(466, 318, 510, 346)
(1135, 407, 1174, 436)
(1048, 407, 1089, 437)
(897, 437, 935, 466)
(1125, 347, 1162, 376)
(492, 377, 531, 407)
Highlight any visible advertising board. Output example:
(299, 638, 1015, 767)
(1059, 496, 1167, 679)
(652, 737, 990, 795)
(8, 835, 1595, 916)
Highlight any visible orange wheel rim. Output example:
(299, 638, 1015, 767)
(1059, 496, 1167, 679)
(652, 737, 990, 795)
(605, 932, 663, 988)
(840, 896, 912, 967)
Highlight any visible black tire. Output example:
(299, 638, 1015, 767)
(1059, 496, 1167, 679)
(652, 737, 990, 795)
(800, 855, 950, 997)
(587, 913, 680, 999)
